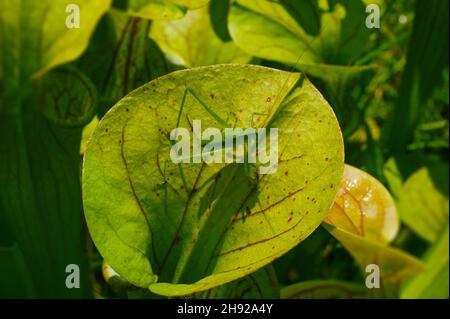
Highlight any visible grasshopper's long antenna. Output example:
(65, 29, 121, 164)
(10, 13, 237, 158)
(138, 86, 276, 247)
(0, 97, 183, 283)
(187, 88, 228, 128)
(162, 130, 191, 196)
(171, 91, 191, 196)
(176, 88, 189, 128)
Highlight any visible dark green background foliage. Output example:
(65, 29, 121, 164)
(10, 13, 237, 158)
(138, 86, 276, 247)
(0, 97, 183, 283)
(0, 0, 448, 298)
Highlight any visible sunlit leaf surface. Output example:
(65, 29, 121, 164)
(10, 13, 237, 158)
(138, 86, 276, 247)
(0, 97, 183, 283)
(83, 64, 344, 296)
(401, 225, 449, 299)
(397, 165, 449, 242)
(151, 6, 251, 67)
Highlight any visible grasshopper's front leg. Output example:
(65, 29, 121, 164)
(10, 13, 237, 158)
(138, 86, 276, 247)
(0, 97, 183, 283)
(185, 88, 228, 128)
(171, 87, 231, 195)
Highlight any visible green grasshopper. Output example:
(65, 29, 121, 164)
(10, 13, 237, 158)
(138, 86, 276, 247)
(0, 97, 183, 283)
(164, 87, 273, 173)
(155, 87, 274, 207)
(154, 87, 282, 234)
(172, 88, 269, 156)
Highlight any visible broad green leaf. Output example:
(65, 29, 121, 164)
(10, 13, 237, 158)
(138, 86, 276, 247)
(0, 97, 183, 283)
(199, 266, 279, 299)
(228, 1, 317, 66)
(295, 63, 373, 132)
(34, 67, 98, 127)
(325, 225, 424, 296)
(126, 0, 186, 20)
(228, 0, 370, 66)
(0, 0, 111, 82)
(124, 0, 210, 20)
(401, 225, 449, 299)
(383, 154, 443, 199)
(325, 165, 399, 244)
(0, 0, 104, 296)
(281, 280, 369, 299)
(150, 6, 251, 67)
(78, 10, 177, 113)
(227, 0, 373, 130)
(81, 116, 100, 155)
(83, 64, 344, 296)
(397, 165, 449, 242)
